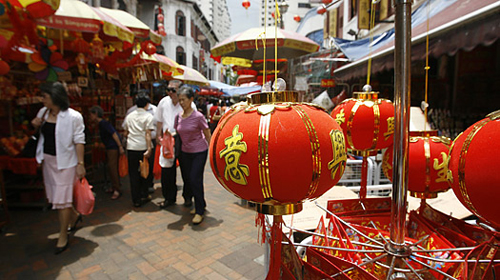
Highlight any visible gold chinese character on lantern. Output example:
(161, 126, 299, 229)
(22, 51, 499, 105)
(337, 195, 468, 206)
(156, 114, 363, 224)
(328, 130, 347, 179)
(335, 109, 345, 125)
(384, 117, 395, 140)
(219, 125, 250, 185)
(433, 152, 448, 183)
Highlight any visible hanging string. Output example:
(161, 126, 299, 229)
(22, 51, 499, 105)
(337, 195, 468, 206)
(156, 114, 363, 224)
(424, 0, 431, 131)
(262, 0, 268, 86)
(366, 0, 378, 87)
(274, 2, 280, 84)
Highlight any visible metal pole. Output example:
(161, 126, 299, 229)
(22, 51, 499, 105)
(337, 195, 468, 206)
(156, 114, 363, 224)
(390, 0, 412, 249)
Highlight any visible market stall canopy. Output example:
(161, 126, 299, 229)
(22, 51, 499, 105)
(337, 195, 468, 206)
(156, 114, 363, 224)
(173, 65, 209, 86)
(98, 7, 161, 45)
(2, 0, 59, 19)
(140, 53, 183, 75)
(36, 0, 134, 46)
(208, 80, 261, 97)
(334, 0, 500, 81)
(210, 27, 320, 62)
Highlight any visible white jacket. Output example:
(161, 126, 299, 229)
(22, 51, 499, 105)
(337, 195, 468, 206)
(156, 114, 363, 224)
(35, 107, 86, 169)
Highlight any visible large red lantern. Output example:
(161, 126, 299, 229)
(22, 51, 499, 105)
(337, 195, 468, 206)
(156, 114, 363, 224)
(242, 0, 250, 10)
(144, 42, 157, 55)
(210, 91, 347, 214)
(382, 133, 452, 199)
(447, 110, 500, 229)
(331, 92, 394, 155)
(293, 15, 301, 22)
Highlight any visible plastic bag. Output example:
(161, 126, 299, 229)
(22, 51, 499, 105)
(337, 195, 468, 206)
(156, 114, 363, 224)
(153, 147, 161, 180)
(73, 178, 95, 215)
(140, 155, 149, 179)
(119, 154, 128, 177)
(160, 133, 174, 159)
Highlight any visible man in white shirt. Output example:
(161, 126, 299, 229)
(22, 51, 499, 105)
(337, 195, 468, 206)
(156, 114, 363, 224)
(155, 80, 196, 208)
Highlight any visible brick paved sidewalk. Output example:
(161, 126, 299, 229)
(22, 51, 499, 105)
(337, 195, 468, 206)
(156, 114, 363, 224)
(0, 163, 266, 280)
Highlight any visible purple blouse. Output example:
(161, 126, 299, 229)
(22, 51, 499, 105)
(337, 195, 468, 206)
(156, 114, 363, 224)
(175, 110, 209, 153)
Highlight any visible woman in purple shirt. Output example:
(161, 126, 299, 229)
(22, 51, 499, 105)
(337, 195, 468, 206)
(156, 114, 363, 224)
(175, 87, 211, 224)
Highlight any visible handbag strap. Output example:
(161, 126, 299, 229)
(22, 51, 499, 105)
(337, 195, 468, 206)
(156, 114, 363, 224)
(36, 108, 49, 134)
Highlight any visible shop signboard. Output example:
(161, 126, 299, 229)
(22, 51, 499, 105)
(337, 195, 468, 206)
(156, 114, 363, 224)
(321, 78, 336, 88)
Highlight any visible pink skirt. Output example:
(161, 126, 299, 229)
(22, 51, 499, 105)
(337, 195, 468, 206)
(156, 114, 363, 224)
(42, 154, 76, 210)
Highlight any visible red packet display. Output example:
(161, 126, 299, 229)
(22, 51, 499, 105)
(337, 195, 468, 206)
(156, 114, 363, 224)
(326, 197, 391, 218)
(305, 247, 352, 280)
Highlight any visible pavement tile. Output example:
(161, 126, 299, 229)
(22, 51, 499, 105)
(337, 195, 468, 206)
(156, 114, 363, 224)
(1, 164, 266, 279)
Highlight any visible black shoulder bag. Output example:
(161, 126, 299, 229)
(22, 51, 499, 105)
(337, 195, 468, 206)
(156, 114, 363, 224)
(21, 109, 48, 158)
(174, 114, 182, 159)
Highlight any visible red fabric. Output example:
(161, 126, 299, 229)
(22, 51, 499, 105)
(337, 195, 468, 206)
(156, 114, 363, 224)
(153, 147, 161, 180)
(8, 157, 38, 175)
(73, 178, 95, 215)
(448, 116, 500, 229)
(160, 133, 174, 159)
(208, 105, 220, 123)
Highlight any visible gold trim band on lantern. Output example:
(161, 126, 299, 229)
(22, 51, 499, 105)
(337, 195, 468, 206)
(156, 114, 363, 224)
(370, 103, 381, 150)
(346, 101, 361, 150)
(258, 114, 273, 199)
(409, 191, 438, 199)
(249, 91, 303, 105)
(256, 202, 303, 215)
(458, 118, 491, 217)
(487, 109, 500, 120)
(293, 106, 322, 198)
(353, 92, 379, 100)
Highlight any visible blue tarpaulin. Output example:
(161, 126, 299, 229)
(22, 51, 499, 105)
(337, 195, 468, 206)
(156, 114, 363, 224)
(208, 80, 261, 97)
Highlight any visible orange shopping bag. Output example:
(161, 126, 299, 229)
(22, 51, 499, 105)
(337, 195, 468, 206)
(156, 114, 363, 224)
(119, 154, 128, 177)
(73, 178, 95, 215)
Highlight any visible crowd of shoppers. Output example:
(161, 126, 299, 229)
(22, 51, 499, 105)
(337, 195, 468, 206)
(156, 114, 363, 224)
(31, 80, 224, 255)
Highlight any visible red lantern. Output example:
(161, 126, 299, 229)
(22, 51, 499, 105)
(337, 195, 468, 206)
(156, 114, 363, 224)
(210, 91, 347, 214)
(382, 133, 452, 199)
(157, 23, 164, 30)
(0, 59, 10, 75)
(71, 37, 90, 54)
(317, 5, 327, 15)
(293, 15, 301, 22)
(242, 0, 250, 10)
(144, 42, 157, 55)
(157, 13, 164, 23)
(271, 12, 275, 19)
(160, 30, 167, 37)
(90, 34, 105, 62)
(331, 92, 394, 154)
(447, 110, 500, 229)
(322, 0, 333, 4)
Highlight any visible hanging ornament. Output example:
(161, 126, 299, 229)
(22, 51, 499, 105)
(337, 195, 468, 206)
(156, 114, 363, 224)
(90, 34, 105, 62)
(157, 13, 164, 23)
(71, 35, 89, 54)
(159, 29, 166, 37)
(317, 5, 327, 14)
(0, 59, 10, 75)
(242, 0, 250, 10)
(28, 47, 68, 82)
(447, 110, 500, 230)
(271, 11, 276, 19)
(322, 0, 333, 4)
(144, 42, 156, 55)
(293, 15, 301, 22)
(382, 132, 452, 199)
(75, 53, 87, 75)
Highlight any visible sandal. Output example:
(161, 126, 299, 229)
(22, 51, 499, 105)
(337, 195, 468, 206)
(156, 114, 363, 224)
(68, 214, 83, 232)
(111, 190, 122, 200)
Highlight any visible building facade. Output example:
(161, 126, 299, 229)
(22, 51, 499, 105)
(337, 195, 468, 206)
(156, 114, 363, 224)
(259, 0, 320, 31)
(197, 0, 232, 41)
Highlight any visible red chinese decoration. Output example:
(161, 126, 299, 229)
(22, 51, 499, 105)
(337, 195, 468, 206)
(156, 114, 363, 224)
(157, 13, 164, 23)
(293, 15, 301, 22)
(317, 5, 327, 14)
(210, 91, 347, 211)
(322, 0, 333, 4)
(382, 133, 452, 199)
(242, 0, 250, 10)
(144, 42, 157, 55)
(331, 92, 394, 154)
(0, 59, 10, 75)
(447, 110, 500, 230)
(90, 34, 105, 62)
(71, 36, 90, 54)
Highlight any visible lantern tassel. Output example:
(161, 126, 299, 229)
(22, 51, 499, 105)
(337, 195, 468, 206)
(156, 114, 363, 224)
(255, 212, 267, 244)
(360, 156, 368, 199)
(266, 215, 283, 280)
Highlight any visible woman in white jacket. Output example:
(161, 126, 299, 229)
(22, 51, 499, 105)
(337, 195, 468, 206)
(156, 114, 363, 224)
(31, 82, 86, 254)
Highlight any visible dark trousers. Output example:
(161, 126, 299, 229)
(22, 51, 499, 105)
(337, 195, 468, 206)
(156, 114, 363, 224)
(106, 149, 121, 191)
(127, 150, 149, 204)
(146, 140, 156, 188)
(161, 155, 178, 202)
(179, 150, 207, 215)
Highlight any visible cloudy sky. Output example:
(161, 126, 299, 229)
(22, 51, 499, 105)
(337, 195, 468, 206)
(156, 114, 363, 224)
(227, 0, 260, 35)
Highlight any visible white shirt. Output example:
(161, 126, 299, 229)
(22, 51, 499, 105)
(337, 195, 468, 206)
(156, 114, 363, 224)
(123, 104, 157, 139)
(123, 108, 155, 151)
(35, 107, 86, 169)
(155, 96, 196, 134)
